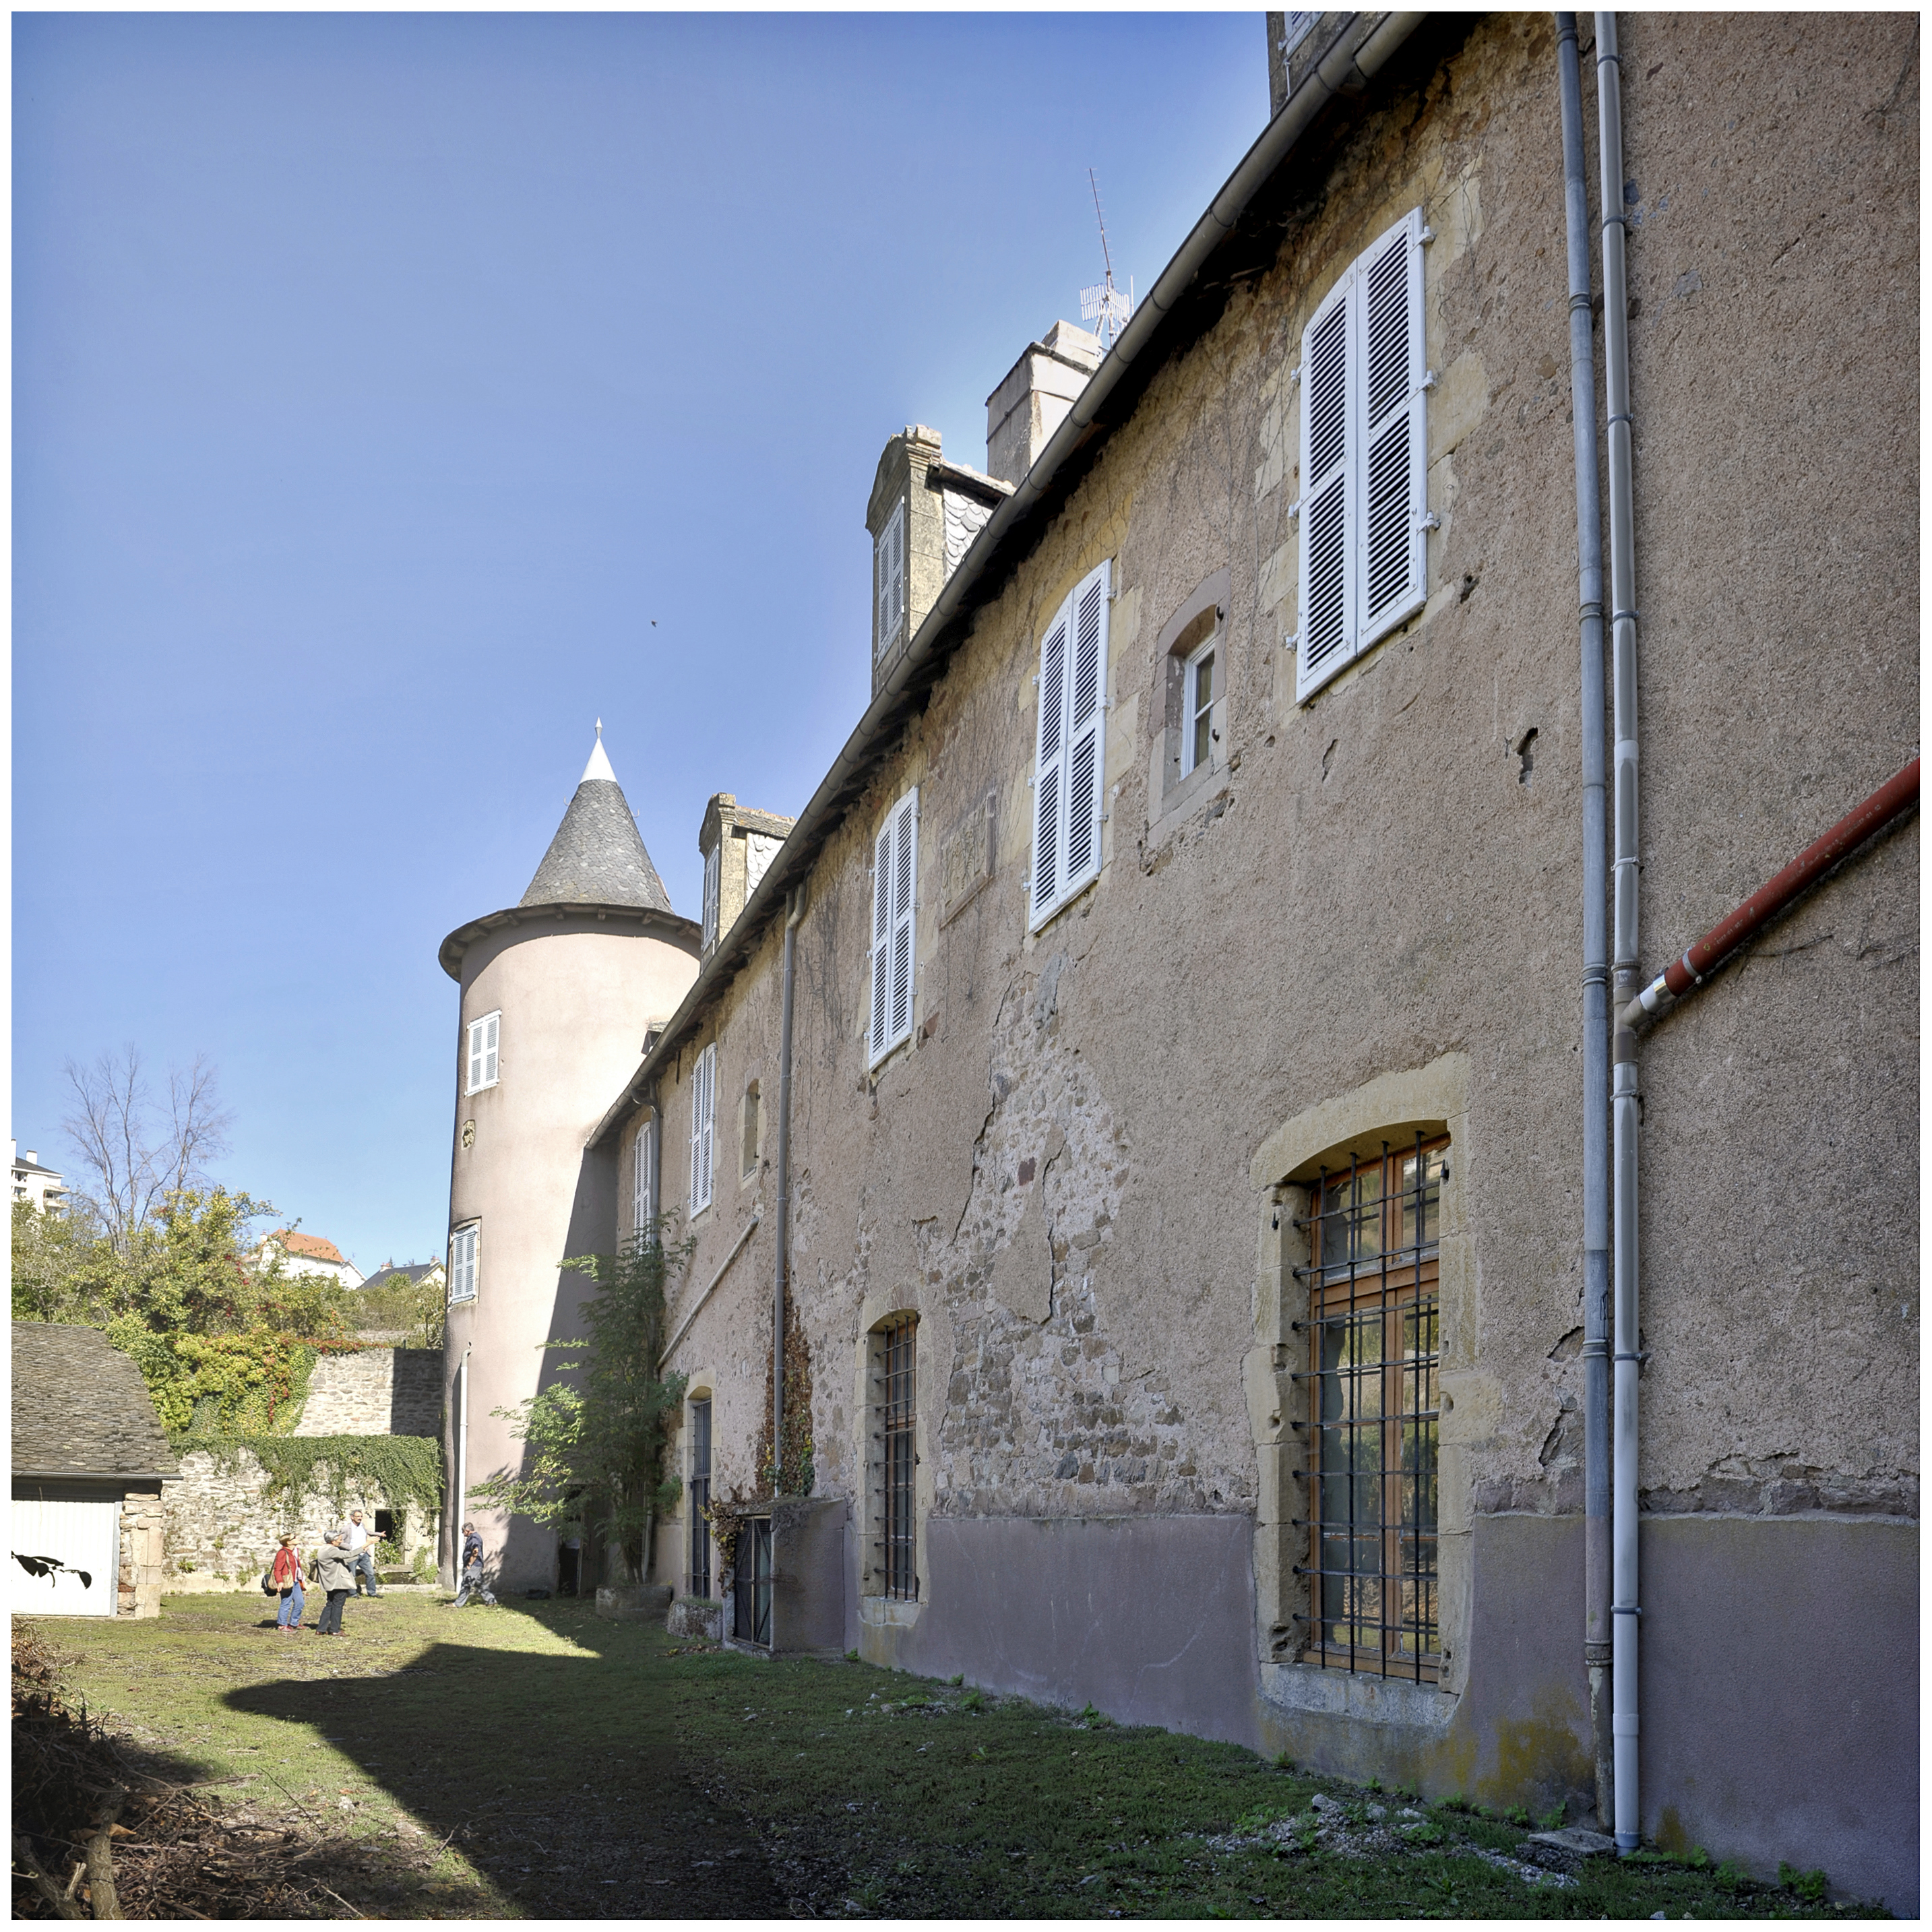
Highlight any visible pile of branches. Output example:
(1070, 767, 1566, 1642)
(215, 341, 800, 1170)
(11, 1625, 352, 1920)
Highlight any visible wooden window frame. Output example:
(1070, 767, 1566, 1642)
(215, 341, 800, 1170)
(1182, 635, 1216, 777)
(1299, 1133, 1445, 1681)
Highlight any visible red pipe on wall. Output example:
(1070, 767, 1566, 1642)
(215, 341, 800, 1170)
(1627, 757, 1919, 1026)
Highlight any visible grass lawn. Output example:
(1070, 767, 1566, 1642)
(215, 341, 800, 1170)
(28, 1590, 1875, 1919)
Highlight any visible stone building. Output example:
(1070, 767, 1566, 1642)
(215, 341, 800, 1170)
(11, 1323, 178, 1618)
(449, 13, 1918, 1910)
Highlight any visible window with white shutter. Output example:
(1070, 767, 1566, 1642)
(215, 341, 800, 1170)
(875, 499, 906, 662)
(447, 1225, 478, 1304)
(465, 1012, 500, 1095)
(867, 789, 918, 1067)
(1028, 561, 1111, 930)
(701, 843, 720, 953)
(631, 1122, 653, 1241)
(1295, 208, 1431, 704)
(688, 1044, 716, 1216)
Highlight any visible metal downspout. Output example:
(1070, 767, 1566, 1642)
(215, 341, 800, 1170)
(1555, 11, 1614, 1833)
(772, 885, 805, 1488)
(1595, 10, 1643, 1856)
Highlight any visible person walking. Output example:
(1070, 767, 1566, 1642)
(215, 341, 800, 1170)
(338, 1507, 382, 1597)
(270, 1534, 305, 1632)
(451, 1522, 497, 1608)
(311, 1532, 356, 1635)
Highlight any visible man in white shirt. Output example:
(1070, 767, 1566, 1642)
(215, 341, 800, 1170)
(337, 1508, 382, 1597)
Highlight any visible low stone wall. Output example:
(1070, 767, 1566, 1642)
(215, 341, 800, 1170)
(294, 1348, 441, 1437)
(163, 1445, 437, 1592)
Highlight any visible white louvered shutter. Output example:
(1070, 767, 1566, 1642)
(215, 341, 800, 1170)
(875, 501, 906, 660)
(482, 1013, 498, 1086)
(1061, 565, 1109, 898)
(868, 792, 918, 1065)
(1296, 286, 1352, 697)
(889, 790, 917, 1047)
(1297, 208, 1429, 702)
(632, 1123, 652, 1238)
(702, 844, 720, 951)
(466, 1020, 483, 1094)
(869, 818, 893, 1062)
(1030, 600, 1069, 925)
(699, 1046, 715, 1210)
(1359, 211, 1429, 648)
(689, 1061, 700, 1211)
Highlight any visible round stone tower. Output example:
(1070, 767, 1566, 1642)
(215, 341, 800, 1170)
(437, 728, 698, 1592)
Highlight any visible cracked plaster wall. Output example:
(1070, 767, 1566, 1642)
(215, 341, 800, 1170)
(635, 15, 1915, 1873)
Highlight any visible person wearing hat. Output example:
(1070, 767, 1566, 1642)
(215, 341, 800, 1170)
(270, 1533, 305, 1632)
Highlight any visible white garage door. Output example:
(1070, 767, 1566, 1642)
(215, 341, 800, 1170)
(11, 1488, 120, 1617)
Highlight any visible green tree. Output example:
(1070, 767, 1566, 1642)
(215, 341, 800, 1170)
(474, 1225, 693, 1585)
(11, 1184, 355, 1435)
(354, 1268, 447, 1350)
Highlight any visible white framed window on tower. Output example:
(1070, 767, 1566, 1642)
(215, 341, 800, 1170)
(1181, 633, 1217, 778)
(631, 1121, 654, 1241)
(447, 1224, 478, 1305)
(701, 844, 721, 952)
(1028, 560, 1111, 930)
(868, 789, 918, 1067)
(688, 1043, 716, 1216)
(875, 500, 906, 662)
(1294, 208, 1433, 704)
(465, 1011, 500, 1094)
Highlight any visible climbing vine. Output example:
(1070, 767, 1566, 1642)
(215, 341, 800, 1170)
(700, 1318, 816, 1573)
(167, 1432, 443, 1520)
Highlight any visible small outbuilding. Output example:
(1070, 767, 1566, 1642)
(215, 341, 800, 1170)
(11, 1323, 179, 1618)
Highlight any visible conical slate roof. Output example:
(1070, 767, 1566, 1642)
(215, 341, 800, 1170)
(520, 730, 673, 913)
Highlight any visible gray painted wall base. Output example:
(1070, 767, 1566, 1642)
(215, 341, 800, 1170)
(852, 1508, 1917, 1913)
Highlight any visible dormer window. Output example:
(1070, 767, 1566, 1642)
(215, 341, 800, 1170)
(875, 499, 906, 663)
(702, 841, 720, 953)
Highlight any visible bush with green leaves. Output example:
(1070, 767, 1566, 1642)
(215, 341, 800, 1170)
(474, 1224, 694, 1583)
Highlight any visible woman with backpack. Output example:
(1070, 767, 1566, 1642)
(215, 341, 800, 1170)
(268, 1533, 305, 1632)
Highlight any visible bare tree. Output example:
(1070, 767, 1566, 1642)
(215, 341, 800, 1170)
(61, 1046, 233, 1252)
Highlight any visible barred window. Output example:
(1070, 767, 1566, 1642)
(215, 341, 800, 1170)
(687, 1397, 712, 1600)
(733, 1516, 772, 1646)
(1300, 1134, 1445, 1679)
(876, 1315, 918, 1601)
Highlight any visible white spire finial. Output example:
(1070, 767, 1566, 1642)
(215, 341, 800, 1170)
(581, 722, 617, 785)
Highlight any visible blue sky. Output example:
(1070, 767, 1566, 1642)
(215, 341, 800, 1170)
(14, 11, 1267, 1272)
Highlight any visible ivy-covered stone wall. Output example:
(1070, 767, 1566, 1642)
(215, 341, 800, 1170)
(163, 1437, 441, 1591)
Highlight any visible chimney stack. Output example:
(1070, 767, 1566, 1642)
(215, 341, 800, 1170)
(985, 320, 1103, 489)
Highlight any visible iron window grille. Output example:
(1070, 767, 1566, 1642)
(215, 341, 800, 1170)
(879, 1315, 918, 1601)
(1292, 1133, 1445, 1681)
(688, 1398, 712, 1600)
(733, 1516, 772, 1646)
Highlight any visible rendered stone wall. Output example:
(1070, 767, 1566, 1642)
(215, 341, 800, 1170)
(162, 1447, 437, 1592)
(635, 11, 1915, 1906)
(293, 1348, 441, 1437)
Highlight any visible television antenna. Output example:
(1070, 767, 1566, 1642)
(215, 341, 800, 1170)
(1079, 168, 1134, 350)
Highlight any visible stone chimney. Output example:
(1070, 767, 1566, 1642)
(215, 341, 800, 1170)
(867, 426, 1010, 693)
(698, 794, 796, 956)
(984, 320, 1104, 489)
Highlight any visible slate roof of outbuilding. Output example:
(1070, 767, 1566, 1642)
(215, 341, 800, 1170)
(361, 1258, 443, 1290)
(12, 1323, 179, 1481)
(521, 778, 674, 913)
